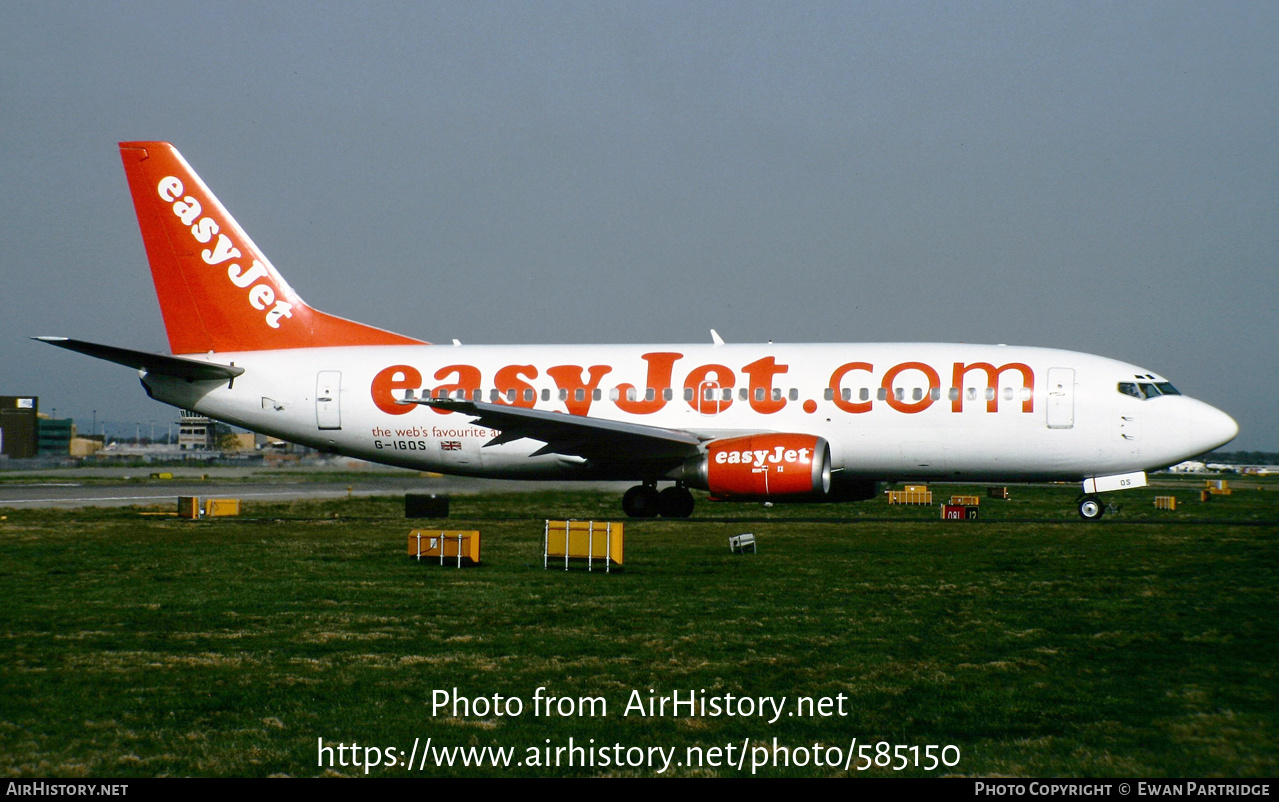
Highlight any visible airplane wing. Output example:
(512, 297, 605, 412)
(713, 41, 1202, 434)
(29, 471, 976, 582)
(34, 337, 244, 382)
(401, 397, 704, 463)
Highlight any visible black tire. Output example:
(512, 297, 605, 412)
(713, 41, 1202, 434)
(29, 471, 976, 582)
(657, 486, 695, 518)
(622, 485, 660, 518)
(1078, 495, 1104, 521)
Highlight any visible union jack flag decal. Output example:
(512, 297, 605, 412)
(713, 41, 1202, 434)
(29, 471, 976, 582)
(440, 441, 462, 451)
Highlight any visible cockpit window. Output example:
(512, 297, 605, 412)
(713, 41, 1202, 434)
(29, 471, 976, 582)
(1118, 381, 1182, 400)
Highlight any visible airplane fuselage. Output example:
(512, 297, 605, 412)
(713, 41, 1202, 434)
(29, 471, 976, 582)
(143, 341, 1232, 486)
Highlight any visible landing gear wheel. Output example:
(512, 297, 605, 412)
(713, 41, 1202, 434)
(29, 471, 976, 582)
(622, 485, 661, 518)
(657, 486, 695, 518)
(1078, 495, 1104, 521)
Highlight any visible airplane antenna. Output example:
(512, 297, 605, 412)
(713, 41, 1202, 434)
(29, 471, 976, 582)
(710, 329, 724, 346)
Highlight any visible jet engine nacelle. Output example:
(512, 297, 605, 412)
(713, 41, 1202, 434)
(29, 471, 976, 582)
(692, 433, 832, 500)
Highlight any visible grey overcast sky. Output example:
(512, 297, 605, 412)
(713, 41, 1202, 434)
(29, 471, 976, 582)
(1, 2, 1275, 450)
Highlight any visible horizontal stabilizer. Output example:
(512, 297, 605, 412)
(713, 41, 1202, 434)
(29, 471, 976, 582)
(34, 337, 244, 381)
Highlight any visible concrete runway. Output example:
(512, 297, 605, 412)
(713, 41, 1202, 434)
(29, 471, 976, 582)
(0, 466, 631, 509)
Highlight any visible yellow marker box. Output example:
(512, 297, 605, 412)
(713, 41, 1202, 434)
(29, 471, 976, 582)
(408, 530, 481, 566)
(887, 486, 933, 505)
(204, 498, 241, 516)
(544, 520, 624, 570)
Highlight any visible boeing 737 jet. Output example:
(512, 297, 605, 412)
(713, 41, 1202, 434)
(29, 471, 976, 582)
(39, 142, 1239, 519)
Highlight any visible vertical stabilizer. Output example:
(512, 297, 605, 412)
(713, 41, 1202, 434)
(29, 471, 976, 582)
(119, 142, 424, 354)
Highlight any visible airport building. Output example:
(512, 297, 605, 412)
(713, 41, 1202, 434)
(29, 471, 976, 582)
(0, 396, 39, 459)
(178, 410, 214, 451)
(37, 416, 74, 456)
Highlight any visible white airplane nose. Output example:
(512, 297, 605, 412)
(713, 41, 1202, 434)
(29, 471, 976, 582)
(1187, 401, 1239, 454)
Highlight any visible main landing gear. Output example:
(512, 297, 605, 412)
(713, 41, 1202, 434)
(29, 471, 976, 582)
(1077, 495, 1105, 521)
(622, 483, 695, 519)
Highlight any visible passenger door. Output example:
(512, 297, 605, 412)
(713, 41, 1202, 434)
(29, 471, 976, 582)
(1046, 368, 1074, 429)
(316, 371, 342, 430)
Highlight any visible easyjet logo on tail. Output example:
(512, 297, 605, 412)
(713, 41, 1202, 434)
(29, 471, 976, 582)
(156, 176, 294, 330)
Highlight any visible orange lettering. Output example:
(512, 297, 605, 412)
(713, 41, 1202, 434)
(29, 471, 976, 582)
(882, 361, 940, 414)
(951, 362, 1034, 413)
(742, 356, 788, 414)
(494, 364, 538, 408)
(614, 352, 682, 415)
(429, 364, 482, 415)
(684, 364, 735, 415)
(547, 365, 613, 416)
(828, 362, 874, 414)
(371, 364, 423, 415)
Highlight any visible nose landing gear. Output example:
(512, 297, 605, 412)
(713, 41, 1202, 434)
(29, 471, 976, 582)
(1078, 495, 1105, 521)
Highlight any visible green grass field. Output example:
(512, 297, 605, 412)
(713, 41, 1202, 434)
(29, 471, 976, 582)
(1, 477, 1275, 777)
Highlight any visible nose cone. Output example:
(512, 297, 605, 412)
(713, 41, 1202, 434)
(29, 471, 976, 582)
(1186, 399, 1239, 454)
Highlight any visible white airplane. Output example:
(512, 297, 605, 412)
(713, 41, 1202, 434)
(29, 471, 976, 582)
(39, 142, 1239, 520)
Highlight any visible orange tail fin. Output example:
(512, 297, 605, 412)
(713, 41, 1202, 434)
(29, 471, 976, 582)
(119, 142, 425, 354)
